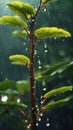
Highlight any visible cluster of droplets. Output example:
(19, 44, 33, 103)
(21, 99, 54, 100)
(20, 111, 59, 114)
(36, 115, 50, 128)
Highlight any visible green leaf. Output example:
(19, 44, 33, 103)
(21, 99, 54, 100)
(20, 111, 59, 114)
(5, 89, 18, 95)
(35, 61, 69, 81)
(16, 80, 30, 95)
(42, 95, 73, 111)
(9, 54, 30, 66)
(7, 1, 36, 19)
(43, 86, 73, 99)
(0, 16, 27, 29)
(42, 0, 57, 4)
(0, 80, 16, 91)
(0, 102, 27, 110)
(35, 61, 73, 82)
(35, 27, 71, 39)
(12, 30, 27, 38)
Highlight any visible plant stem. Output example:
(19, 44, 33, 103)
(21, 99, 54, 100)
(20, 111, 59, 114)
(29, 18, 36, 130)
(29, 2, 45, 129)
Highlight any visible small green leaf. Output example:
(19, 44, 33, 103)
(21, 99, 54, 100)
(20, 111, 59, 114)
(43, 86, 73, 99)
(42, 96, 73, 111)
(35, 61, 69, 81)
(42, 0, 57, 4)
(0, 80, 16, 91)
(7, 1, 36, 19)
(0, 16, 28, 29)
(16, 80, 30, 95)
(9, 54, 30, 66)
(12, 30, 27, 38)
(35, 27, 71, 39)
(0, 102, 27, 110)
(5, 89, 19, 95)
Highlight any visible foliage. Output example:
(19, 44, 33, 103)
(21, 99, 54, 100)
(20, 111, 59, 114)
(12, 30, 27, 38)
(16, 80, 30, 95)
(7, 1, 36, 19)
(43, 86, 73, 99)
(0, 16, 28, 29)
(42, 0, 57, 4)
(35, 27, 71, 39)
(42, 95, 73, 111)
(35, 60, 73, 81)
(9, 54, 30, 66)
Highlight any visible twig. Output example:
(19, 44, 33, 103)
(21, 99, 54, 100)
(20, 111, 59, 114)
(36, 98, 47, 121)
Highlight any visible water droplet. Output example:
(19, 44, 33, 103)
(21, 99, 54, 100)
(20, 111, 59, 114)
(1, 95, 8, 102)
(27, 124, 31, 129)
(17, 98, 20, 103)
(25, 120, 28, 123)
(63, 39, 65, 42)
(40, 113, 43, 117)
(6, 5, 8, 8)
(33, 93, 35, 96)
(46, 118, 49, 121)
(23, 42, 26, 45)
(34, 49, 37, 55)
(40, 95, 43, 99)
(5, 77, 8, 80)
(45, 49, 48, 53)
(46, 123, 50, 127)
(38, 59, 42, 69)
(70, 88, 73, 91)
(44, 43, 48, 53)
(43, 88, 46, 91)
(27, 125, 30, 129)
(25, 48, 28, 51)
(35, 6, 38, 11)
(36, 123, 39, 126)
(43, 8, 46, 12)
(36, 105, 38, 108)
(38, 118, 41, 121)
(37, 107, 39, 111)
(32, 107, 34, 110)
(38, 65, 42, 69)
(32, 19, 35, 22)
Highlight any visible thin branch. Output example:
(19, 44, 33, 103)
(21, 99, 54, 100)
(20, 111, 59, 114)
(36, 98, 47, 121)
(18, 108, 30, 123)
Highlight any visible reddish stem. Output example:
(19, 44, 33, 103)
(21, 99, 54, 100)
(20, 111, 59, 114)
(29, 18, 36, 130)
